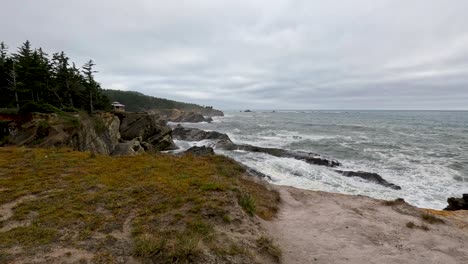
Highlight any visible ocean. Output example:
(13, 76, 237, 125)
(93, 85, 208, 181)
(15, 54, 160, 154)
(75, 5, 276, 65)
(173, 110, 468, 209)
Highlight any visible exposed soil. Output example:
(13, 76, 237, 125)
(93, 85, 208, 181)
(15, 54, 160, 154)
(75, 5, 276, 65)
(265, 186, 468, 264)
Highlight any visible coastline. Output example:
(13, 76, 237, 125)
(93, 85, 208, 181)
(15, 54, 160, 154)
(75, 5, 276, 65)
(1, 111, 467, 263)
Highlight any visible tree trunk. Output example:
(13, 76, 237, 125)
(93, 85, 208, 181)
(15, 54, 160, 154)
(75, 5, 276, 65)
(89, 92, 93, 113)
(15, 91, 19, 110)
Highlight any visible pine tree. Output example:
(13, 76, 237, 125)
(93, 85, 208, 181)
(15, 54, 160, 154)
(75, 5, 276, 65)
(82, 60, 98, 112)
(0, 41, 110, 111)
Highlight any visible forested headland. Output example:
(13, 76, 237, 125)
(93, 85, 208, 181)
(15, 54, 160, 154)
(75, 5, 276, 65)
(103, 89, 215, 112)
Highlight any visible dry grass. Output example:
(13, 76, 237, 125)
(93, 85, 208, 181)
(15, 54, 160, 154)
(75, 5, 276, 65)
(256, 236, 282, 262)
(0, 147, 280, 263)
(421, 213, 445, 224)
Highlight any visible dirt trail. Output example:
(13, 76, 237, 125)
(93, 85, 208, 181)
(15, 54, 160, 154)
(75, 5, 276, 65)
(265, 186, 468, 264)
(0, 195, 37, 222)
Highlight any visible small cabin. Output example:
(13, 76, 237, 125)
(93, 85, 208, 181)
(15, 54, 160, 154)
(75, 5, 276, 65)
(111, 101, 125, 112)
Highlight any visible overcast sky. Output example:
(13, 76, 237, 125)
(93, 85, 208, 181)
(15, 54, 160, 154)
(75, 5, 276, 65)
(2, 0, 468, 110)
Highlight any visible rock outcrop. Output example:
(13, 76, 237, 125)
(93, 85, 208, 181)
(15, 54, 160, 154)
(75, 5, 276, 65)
(172, 125, 231, 142)
(173, 125, 402, 189)
(184, 146, 215, 156)
(115, 112, 176, 151)
(112, 139, 145, 156)
(334, 170, 402, 190)
(193, 107, 224, 117)
(149, 109, 213, 123)
(444, 194, 468, 211)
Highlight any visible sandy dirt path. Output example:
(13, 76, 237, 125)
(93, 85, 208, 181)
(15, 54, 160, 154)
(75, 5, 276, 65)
(265, 186, 468, 264)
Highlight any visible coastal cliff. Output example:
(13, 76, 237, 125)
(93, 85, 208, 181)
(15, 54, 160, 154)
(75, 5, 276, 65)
(0, 111, 176, 155)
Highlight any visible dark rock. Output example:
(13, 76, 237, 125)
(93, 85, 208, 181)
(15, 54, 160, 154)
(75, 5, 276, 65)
(244, 110, 252, 112)
(185, 146, 215, 156)
(245, 167, 273, 181)
(444, 194, 468, 211)
(111, 139, 145, 156)
(115, 112, 177, 151)
(226, 144, 341, 167)
(334, 170, 402, 190)
(172, 126, 232, 143)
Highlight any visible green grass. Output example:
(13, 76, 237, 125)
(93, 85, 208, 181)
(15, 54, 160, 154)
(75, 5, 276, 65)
(0, 147, 280, 262)
(239, 193, 256, 216)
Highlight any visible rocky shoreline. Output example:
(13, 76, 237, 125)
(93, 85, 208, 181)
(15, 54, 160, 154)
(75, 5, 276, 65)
(2, 110, 464, 204)
(172, 125, 402, 190)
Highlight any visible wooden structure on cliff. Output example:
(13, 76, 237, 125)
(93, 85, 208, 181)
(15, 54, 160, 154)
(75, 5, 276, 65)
(111, 102, 125, 112)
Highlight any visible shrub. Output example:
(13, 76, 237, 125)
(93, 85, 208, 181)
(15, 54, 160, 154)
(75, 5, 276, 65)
(133, 235, 165, 258)
(61, 106, 80, 112)
(256, 236, 282, 262)
(421, 213, 445, 224)
(239, 193, 256, 216)
(19, 102, 62, 114)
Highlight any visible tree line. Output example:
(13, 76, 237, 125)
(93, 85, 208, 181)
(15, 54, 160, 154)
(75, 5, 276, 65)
(0, 40, 109, 112)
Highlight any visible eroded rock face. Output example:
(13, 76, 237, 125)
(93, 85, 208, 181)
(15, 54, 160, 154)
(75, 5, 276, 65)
(72, 113, 121, 154)
(115, 112, 177, 151)
(4, 112, 122, 155)
(444, 194, 468, 211)
(2, 112, 177, 155)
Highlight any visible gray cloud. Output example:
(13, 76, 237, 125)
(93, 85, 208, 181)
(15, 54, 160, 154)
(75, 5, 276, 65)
(2, 0, 468, 109)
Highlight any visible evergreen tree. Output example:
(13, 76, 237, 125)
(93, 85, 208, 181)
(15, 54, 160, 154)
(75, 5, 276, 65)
(0, 41, 110, 112)
(82, 60, 97, 112)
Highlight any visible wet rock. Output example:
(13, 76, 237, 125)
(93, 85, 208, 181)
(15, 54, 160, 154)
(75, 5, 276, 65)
(172, 126, 231, 142)
(334, 170, 402, 190)
(444, 194, 468, 211)
(184, 146, 215, 156)
(225, 144, 341, 167)
(244, 167, 273, 181)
